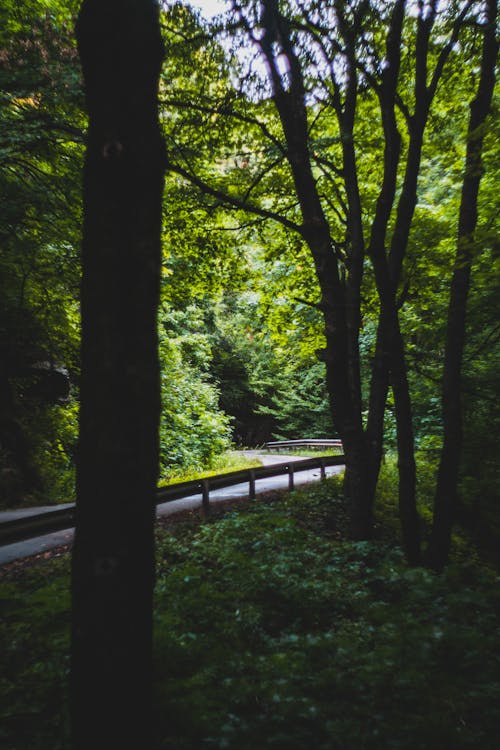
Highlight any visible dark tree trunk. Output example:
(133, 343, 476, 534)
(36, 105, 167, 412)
(365, 318, 391, 497)
(391, 324, 421, 564)
(366, 307, 421, 564)
(71, 2, 165, 748)
(363, 0, 468, 563)
(363, 0, 421, 562)
(258, 1, 373, 539)
(427, 0, 497, 571)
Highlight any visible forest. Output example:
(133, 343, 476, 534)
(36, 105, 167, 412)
(0, 0, 499, 748)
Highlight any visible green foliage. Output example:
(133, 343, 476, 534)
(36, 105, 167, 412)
(206, 293, 282, 445)
(0, 557, 71, 750)
(375, 452, 499, 569)
(2, 478, 500, 749)
(0, 0, 243, 504)
(0, 0, 83, 507)
(158, 306, 232, 478)
(259, 362, 334, 440)
(160, 0, 499, 565)
(375, 452, 440, 543)
(0, 0, 497, 580)
(455, 113, 500, 562)
(152, 485, 500, 749)
(204, 289, 335, 445)
(161, 176, 251, 307)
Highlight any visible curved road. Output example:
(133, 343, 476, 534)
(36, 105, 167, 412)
(0, 453, 344, 566)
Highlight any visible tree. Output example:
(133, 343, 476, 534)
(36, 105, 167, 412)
(162, 0, 482, 556)
(70, 1, 165, 748)
(427, 0, 498, 570)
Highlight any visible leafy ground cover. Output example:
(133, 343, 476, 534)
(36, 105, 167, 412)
(1, 477, 499, 749)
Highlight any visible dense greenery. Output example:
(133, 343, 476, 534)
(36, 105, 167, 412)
(0, 0, 82, 505)
(158, 306, 232, 475)
(1, 2, 498, 749)
(160, 0, 499, 558)
(1, 477, 499, 749)
(0, 0, 234, 507)
(1, 2, 497, 552)
(1, 2, 498, 748)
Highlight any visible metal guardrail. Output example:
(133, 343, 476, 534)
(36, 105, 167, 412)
(266, 438, 343, 451)
(0, 506, 77, 547)
(0, 453, 345, 547)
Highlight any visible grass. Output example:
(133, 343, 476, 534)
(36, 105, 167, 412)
(259, 447, 345, 458)
(1, 477, 499, 749)
(158, 450, 263, 486)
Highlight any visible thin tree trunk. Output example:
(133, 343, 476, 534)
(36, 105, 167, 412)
(365, 318, 391, 496)
(427, 0, 497, 571)
(258, 0, 373, 538)
(391, 323, 421, 564)
(364, 0, 449, 560)
(364, 0, 413, 533)
(71, 2, 165, 748)
(366, 306, 421, 564)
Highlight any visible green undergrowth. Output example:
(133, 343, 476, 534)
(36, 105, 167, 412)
(0, 555, 71, 749)
(1, 478, 499, 750)
(153, 480, 500, 749)
(375, 453, 499, 566)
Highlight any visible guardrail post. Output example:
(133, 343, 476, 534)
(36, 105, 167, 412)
(201, 479, 210, 516)
(320, 458, 326, 479)
(288, 464, 294, 491)
(249, 469, 256, 500)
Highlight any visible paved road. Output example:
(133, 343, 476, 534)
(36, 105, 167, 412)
(0, 453, 344, 566)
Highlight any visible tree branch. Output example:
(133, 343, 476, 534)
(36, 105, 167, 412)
(464, 323, 500, 362)
(161, 96, 287, 156)
(240, 153, 288, 204)
(293, 296, 324, 311)
(427, 0, 476, 102)
(165, 159, 303, 234)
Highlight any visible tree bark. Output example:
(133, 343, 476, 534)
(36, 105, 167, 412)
(427, 0, 497, 571)
(71, 2, 165, 748)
